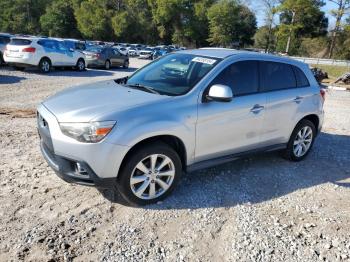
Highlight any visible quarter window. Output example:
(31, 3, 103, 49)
(210, 61, 259, 96)
(260, 61, 296, 91)
(293, 66, 310, 87)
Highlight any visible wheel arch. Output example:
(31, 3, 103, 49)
(118, 135, 187, 177)
(39, 56, 52, 65)
(298, 114, 320, 135)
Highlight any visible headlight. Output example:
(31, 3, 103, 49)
(59, 121, 116, 143)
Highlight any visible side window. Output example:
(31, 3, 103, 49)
(55, 41, 67, 51)
(210, 60, 259, 96)
(293, 66, 310, 87)
(260, 61, 297, 91)
(39, 40, 56, 49)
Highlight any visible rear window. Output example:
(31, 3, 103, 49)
(0, 36, 11, 44)
(10, 38, 32, 46)
(260, 61, 296, 91)
(293, 66, 310, 87)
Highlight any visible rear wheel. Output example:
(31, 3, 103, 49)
(39, 58, 51, 73)
(105, 60, 111, 70)
(123, 60, 129, 69)
(76, 58, 85, 71)
(0, 52, 4, 65)
(116, 142, 182, 206)
(283, 119, 316, 161)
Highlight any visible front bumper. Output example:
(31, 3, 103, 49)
(37, 104, 130, 187)
(40, 140, 115, 188)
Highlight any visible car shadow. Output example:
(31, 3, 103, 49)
(100, 132, 350, 209)
(0, 74, 26, 84)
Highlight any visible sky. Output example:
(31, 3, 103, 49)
(251, 1, 340, 28)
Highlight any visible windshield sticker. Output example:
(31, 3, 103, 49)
(192, 57, 217, 65)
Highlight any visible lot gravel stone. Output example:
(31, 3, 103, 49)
(0, 59, 350, 261)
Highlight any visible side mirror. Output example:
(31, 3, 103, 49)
(206, 84, 233, 102)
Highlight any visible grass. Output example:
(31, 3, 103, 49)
(310, 64, 350, 89)
(310, 64, 350, 79)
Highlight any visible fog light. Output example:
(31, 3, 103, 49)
(76, 163, 88, 176)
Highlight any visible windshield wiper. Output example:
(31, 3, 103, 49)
(125, 83, 160, 95)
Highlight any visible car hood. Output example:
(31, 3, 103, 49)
(43, 80, 167, 122)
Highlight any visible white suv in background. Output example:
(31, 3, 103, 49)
(4, 37, 86, 73)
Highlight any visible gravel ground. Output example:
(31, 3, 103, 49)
(0, 59, 350, 261)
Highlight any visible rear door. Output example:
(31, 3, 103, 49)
(55, 41, 75, 66)
(195, 60, 267, 162)
(259, 61, 307, 145)
(111, 48, 124, 66)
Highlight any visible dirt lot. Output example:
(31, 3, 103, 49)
(0, 59, 350, 261)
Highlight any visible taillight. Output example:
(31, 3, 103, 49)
(93, 53, 100, 58)
(22, 47, 36, 53)
(320, 88, 326, 101)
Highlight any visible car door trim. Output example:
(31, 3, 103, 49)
(187, 143, 286, 172)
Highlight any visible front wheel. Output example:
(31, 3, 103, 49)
(76, 58, 85, 71)
(283, 119, 316, 161)
(116, 142, 182, 206)
(123, 60, 129, 69)
(105, 60, 111, 70)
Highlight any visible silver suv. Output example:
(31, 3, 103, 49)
(37, 49, 325, 205)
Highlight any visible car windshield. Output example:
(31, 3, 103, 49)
(126, 53, 221, 96)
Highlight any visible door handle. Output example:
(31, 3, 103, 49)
(250, 104, 264, 114)
(293, 96, 304, 103)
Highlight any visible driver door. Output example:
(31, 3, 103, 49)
(195, 60, 267, 162)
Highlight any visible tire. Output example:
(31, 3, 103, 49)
(123, 60, 129, 69)
(39, 58, 51, 73)
(76, 58, 85, 71)
(116, 142, 182, 206)
(105, 60, 111, 70)
(0, 52, 4, 65)
(283, 119, 316, 161)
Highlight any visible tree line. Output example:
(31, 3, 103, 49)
(0, 0, 349, 59)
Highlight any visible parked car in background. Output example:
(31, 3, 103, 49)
(4, 37, 86, 73)
(83, 46, 129, 69)
(0, 33, 12, 64)
(63, 39, 86, 51)
(37, 49, 324, 205)
(128, 47, 141, 56)
(139, 47, 155, 59)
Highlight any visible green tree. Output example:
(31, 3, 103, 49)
(40, 0, 80, 38)
(0, 0, 51, 34)
(148, 0, 215, 46)
(327, 0, 350, 58)
(254, 26, 277, 51)
(74, 0, 115, 40)
(112, 0, 158, 44)
(277, 0, 328, 54)
(207, 0, 257, 47)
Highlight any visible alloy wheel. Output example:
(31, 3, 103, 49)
(78, 60, 85, 71)
(130, 154, 175, 200)
(105, 60, 110, 69)
(41, 61, 50, 72)
(293, 126, 313, 157)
